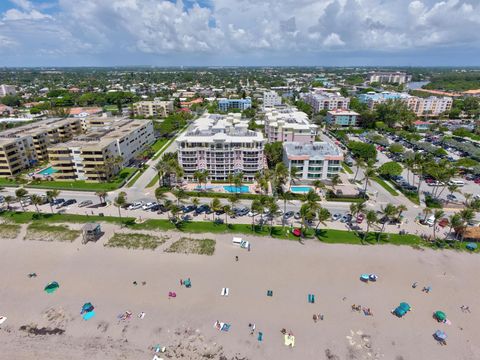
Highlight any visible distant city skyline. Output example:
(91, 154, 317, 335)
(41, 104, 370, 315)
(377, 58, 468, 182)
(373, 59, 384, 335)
(0, 0, 479, 67)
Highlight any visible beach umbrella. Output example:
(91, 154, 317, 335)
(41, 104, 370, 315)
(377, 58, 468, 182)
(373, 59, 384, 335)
(360, 274, 370, 282)
(434, 311, 446, 322)
(81, 302, 94, 313)
(434, 330, 447, 341)
(466, 243, 477, 251)
(44, 281, 59, 294)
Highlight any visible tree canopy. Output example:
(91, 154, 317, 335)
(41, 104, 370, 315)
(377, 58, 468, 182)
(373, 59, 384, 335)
(347, 141, 377, 161)
(378, 161, 403, 177)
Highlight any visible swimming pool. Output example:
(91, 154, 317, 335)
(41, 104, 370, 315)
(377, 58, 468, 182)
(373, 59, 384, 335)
(38, 166, 58, 176)
(223, 185, 249, 193)
(290, 186, 312, 193)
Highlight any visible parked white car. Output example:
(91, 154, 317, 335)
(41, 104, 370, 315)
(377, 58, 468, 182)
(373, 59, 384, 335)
(128, 202, 144, 210)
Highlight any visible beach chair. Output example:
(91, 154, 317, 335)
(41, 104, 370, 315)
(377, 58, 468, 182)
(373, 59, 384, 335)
(221, 288, 229, 296)
(284, 334, 295, 347)
(267, 290, 273, 297)
(221, 323, 231, 332)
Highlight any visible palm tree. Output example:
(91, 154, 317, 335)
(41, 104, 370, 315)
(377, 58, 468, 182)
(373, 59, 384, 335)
(233, 172, 244, 190)
(447, 185, 459, 201)
(266, 200, 279, 235)
(15, 188, 28, 211)
(289, 167, 300, 187)
(315, 207, 330, 233)
(396, 204, 407, 222)
(303, 189, 320, 209)
(30, 194, 43, 214)
(223, 204, 231, 226)
(378, 203, 397, 243)
(365, 210, 378, 244)
(278, 190, 292, 228)
(164, 199, 173, 219)
(170, 204, 181, 224)
(463, 193, 473, 207)
(353, 158, 365, 182)
(4, 195, 14, 211)
(432, 209, 445, 240)
(228, 193, 240, 211)
(422, 207, 433, 222)
(114, 192, 127, 224)
(154, 161, 167, 187)
(459, 208, 475, 241)
(330, 174, 341, 191)
(227, 173, 234, 188)
(191, 197, 200, 208)
(250, 199, 262, 231)
(210, 198, 221, 221)
(193, 170, 203, 189)
(155, 187, 168, 205)
(95, 191, 107, 205)
(172, 188, 188, 206)
(446, 213, 462, 240)
(299, 203, 314, 236)
(363, 166, 375, 194)
(46, 190, 60, 214)
(404, 157, 414, 185)
(312, 180, 325, 195)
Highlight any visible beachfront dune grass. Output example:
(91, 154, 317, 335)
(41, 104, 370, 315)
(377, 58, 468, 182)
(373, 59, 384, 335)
(2, 211, 476, 252)
(165, 237, 216, 255)
(0, 223, 21, 239)
(105, 232, 168, 250)
(25, 223, 81, 242)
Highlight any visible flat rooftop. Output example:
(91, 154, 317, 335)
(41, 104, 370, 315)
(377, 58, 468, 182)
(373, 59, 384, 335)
(178, 114, 264, 143)
(283, 142, 343, 158)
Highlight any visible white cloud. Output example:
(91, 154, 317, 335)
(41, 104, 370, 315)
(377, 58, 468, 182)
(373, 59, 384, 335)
(1, 0, 480, 64)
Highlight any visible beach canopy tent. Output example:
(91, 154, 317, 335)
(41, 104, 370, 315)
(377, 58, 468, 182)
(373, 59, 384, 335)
(434, 330, 447, 341)
(434, 311, 447, 322)
(44, 281, 59, 294)
(466, 243, 477, 251)
(393, 302, 411, 317)
(183, 279, 191, 288)
(360, 274, 370, 282)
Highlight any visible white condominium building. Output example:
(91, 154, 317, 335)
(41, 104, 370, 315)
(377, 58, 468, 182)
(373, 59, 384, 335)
(176, 113, 265, 182)
(0, 84, 16, 97)
(263, 91, 282, 108)
(301, 91, 350, 113)
(368, 71, 411, 85)
(283, 142, 344, 181)
(264, 108, 317, 144)
(133, 99, 174, 117)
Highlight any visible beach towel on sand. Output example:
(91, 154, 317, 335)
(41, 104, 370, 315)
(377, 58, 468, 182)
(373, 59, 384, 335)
(83, 311, 96, 320)
(284, 334, 295, 347)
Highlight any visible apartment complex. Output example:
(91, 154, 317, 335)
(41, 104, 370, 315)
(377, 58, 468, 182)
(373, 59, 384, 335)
(48, 118, 154, 181)
(264, 108, 317, 143)
(0, 84, 16, 97)
(176, 113, 265, 182)
(359, 91, 452, 116)
(368, 71, 411, 85)
(326, 110, 360, 127)
(358, 91, 410, 109)
(0, 118, 82, 177)
(133, 99, 174, 117)
(218, 97, 252, 112)
(283, 142, 343, 180)
(301, 91, 350, 113)
(408, 96, 453, 116)
(263, 91, 282, 108)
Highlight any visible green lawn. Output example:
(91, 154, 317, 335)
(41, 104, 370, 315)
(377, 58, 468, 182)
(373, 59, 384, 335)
(316, 229, 420, 246)
(373, 177, 399, 196)
(26, 168, 136, 192)
(146, 174, 159, 188)
(0, 211, 132, 225)
(152, 136, 176, 160)
(150, 138, 169, 153)
(125, 168, 144, 188)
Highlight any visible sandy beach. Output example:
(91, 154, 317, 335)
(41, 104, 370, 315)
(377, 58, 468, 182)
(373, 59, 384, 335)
(0, 225, 479, 360)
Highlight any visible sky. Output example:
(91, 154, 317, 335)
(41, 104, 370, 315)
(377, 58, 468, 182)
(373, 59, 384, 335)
(0, 0, 479, 67)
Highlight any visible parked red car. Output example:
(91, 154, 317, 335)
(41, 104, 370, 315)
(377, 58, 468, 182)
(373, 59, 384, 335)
(438, 218, 449, 228)
(356, 214, 365, 224)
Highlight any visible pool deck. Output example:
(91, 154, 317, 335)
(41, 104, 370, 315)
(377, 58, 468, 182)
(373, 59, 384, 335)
(184, 182, 259, 194)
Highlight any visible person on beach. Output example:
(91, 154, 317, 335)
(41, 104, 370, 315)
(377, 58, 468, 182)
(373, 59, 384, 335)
(235, 256, 238, 262)
(313, 314, 318, 323)
(133, 281, 137, 286)
(319, 314, 324, 320)
(412, 282, 417, 288)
